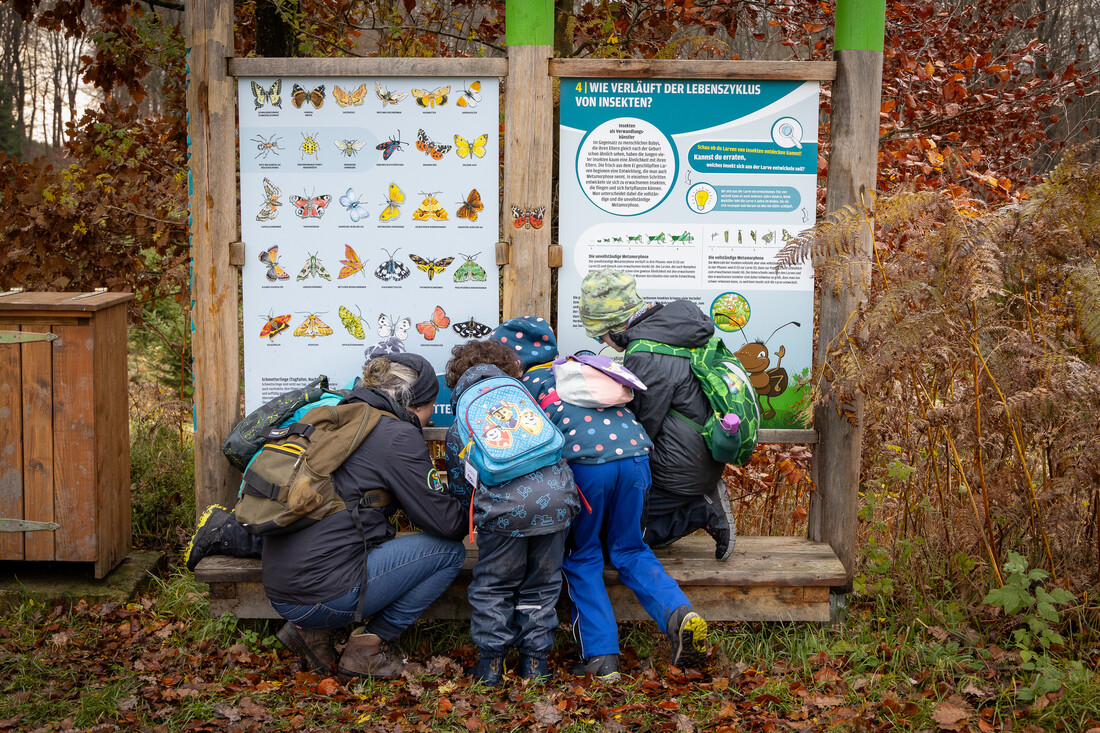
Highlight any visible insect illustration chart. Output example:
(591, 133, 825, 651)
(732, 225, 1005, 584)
(558, 78, 820, 429)
(239, 76, 500, 422)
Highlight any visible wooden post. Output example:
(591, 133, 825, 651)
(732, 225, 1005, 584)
(501, 0, 553, 320)
(187, 0, 241, 516)
(808, 0, 885, 591)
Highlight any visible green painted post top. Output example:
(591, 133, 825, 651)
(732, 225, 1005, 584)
(835, 0, 886, 52)
(506, 0, 553, 47)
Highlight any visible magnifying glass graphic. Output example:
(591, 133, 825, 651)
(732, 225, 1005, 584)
(771, 117, 803, 149)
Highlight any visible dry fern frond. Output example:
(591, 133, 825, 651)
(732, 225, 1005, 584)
(774, 199, 873, 272)
(872, 190, 944, 234)
(1068, 263, 1100, 352)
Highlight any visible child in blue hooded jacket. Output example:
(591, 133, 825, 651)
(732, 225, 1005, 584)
(492, 316, 709, 679)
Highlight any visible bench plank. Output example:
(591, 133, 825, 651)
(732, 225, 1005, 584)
(195, 534, 843, 622)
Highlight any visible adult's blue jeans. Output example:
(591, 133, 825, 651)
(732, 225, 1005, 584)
(467, 529, 566, 659)
(564, 455, 692, 658)
(270, 532, 465, 640)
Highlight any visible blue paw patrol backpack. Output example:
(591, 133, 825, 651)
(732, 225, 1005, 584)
(455, 376, 565, 486)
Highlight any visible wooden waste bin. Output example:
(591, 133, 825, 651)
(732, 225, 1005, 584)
(0, 292, 133, 578)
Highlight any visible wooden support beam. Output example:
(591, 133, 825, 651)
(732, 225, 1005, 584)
(549, 59, 836, 81)
(809, 1, 885, 592)
(187, 0, 241, 516)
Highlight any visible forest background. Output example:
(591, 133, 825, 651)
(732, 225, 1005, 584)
(0, 0, 1099, 730)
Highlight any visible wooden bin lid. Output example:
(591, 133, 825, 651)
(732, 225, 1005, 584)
(0, 291, 133, 313)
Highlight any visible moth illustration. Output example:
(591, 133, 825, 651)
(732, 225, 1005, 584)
(456, 80, 482, 108)
(378, 183, 405, 222)
(290, 192, 331, 219)
(337, 244, 366, 279)
(334, 138, 367, 157)
(250, 80, 282, 110)
(375, 247, 410, 281)
(416, 305, 450, 340)
(378, 313, 412, 340)
(452, 252, 487, 283)
(409, 254, 455, 281)
(452, 316, 491, 339)
(294, 314, 333, 338)
(375, 131, 406, 161)
(415, 129, 451, 160)
(453, 133, 488, 160)
(332, 83, 367, 107)
(375, 82, 407, 107)
(412, 191, 448, 222)
(297, 252, 331, 281)
(258, 245, 289, 282)
(339, 187, 370, 222)
(338, 305, 366, 339)
(256, 177, 282, 221)
(410, 86, 450, 108)
(456, 189, 484, 222)
(511, 204, 545, 230)
(291, 83, 325, 109)
(259, 312, 291, 339)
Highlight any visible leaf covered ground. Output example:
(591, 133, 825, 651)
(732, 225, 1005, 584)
(1, 573, 1098, 733)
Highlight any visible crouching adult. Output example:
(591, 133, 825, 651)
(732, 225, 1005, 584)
(191, 354, 467, 679)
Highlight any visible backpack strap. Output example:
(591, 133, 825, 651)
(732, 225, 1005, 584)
(624, 338, 692, 359)
(261, 422, 316, 441)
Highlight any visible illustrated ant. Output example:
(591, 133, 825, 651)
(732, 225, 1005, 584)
(734, 321, 800, 420)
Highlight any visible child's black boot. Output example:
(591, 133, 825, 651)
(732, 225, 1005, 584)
(572, 654, 621, 682)
(472, 655, 504, 686)
(519, 654, 550, 682)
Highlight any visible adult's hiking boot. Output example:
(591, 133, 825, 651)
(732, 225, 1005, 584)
(703, 482, 736, 561)
(471, 655, 504, 686)
(519, 654, 550, 682)
(666, 605, 708, 669)
(571, 654, 621, 682)
(337, 628, 408, 679)
(185, 505, 263, 571)
(276, 622, 337, 675)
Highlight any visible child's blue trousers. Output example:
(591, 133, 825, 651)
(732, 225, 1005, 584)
(563, 455, 692, 658)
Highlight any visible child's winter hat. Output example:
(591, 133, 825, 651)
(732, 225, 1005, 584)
(578, 270, 644, 338)
(490, 316, 558, 369)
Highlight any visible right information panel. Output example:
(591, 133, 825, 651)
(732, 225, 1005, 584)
(557, 78, 820, 428)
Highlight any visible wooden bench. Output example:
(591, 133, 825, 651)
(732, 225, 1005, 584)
(194, 534, 846, 623)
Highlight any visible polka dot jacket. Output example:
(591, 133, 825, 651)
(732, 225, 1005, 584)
(492, 316, 653, 465)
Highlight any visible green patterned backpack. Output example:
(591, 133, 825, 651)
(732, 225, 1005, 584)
(625, 336, 760, 465)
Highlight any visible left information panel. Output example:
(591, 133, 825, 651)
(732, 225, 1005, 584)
(239, 76, 500, 422)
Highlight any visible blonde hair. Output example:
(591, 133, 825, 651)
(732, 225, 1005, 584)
(360, 357, 417, 408)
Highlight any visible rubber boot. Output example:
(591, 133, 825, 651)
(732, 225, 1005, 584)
(337, 628, 408, 679)
(472, 655, 504, 686)
(519, 654, 550, 682)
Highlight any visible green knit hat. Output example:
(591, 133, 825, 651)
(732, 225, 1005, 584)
(579, 270, 644, 337)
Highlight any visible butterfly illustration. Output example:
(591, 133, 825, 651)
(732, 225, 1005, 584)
(456, 189, 484, 222)
(409, 254, 455, 281)
(375, 131, 406, 161)
(379, 183, 405, 222)
(375, 247, 411, 281)
(259, 312, 291, 339)
(378, 313, 412, 340)
(258, 245, 289, 282)
(415, 129, 451, 160)
(290, 192, 331, 219)
(416, 305, 450, 340)
(332, 83, 367, 107)
(294, 314, 334, 338)
(250, 80, 282, 110)
(334, 139, 367, 157)
(297, 252, 331, 281)
(452, 316, 491, 339)
(338, 305, 366, 339)
(339, 187, 370, 222)
(291, 83, 325, 109)
(511, 204, 546, 230)
(256, 178, 282, 221)
(456, 80, 482, 108)
(337, 244, 366, 279)
(412, 192, 448, 222)
(454, 133, 488, 160)
(411, 86, 450, 108)
(453, 252, 487, 283)
(375, 82, 408, 107)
